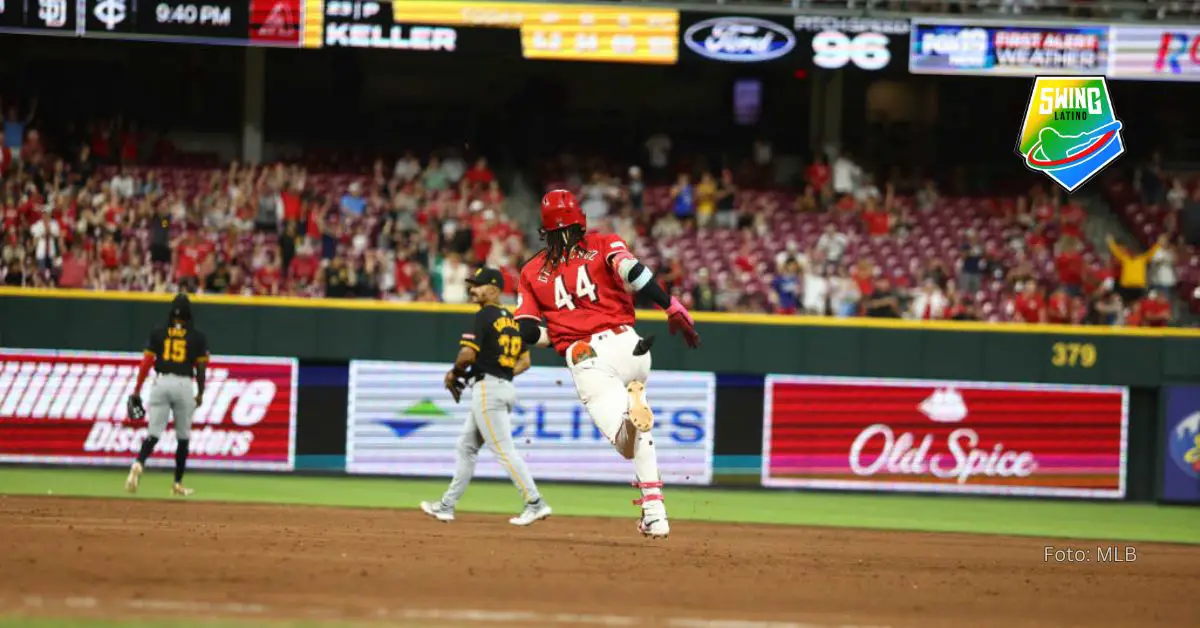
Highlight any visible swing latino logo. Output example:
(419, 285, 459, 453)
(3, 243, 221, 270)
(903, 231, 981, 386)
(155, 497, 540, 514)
(1017, 76, 1124, 192)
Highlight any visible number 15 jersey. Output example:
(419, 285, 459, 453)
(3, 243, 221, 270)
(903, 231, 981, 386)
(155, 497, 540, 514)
(515, 232, 637, 356)
(146, 324, 210, 377)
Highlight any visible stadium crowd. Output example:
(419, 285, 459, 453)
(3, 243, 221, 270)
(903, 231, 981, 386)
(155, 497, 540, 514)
(0, 95, 1189, 327)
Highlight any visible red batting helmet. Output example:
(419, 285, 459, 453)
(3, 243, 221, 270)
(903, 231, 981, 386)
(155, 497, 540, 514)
(541, 189, 586, 232)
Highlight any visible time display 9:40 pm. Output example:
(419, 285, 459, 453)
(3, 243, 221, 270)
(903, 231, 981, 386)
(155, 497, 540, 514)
(154, 2, 231, 25)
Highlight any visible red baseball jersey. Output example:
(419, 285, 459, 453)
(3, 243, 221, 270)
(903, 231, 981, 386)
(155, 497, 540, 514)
(515, 232, 637, 355)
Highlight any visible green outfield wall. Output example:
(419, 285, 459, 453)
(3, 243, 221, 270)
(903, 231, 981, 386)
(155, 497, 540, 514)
(4, 288, 1199, 503)
(2, 288, 1198, 386)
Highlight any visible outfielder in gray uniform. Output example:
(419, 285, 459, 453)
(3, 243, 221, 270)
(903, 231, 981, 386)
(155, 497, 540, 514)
(420, 267, 552, 527)
(124, 293, 209, 497)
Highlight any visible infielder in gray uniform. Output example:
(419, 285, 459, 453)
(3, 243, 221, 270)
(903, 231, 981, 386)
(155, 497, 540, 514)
(420, 267, 552, 526)
(124, 293, 209, 497)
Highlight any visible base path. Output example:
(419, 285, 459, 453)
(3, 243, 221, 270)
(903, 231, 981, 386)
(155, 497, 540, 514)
(1, 496, 1196, 627)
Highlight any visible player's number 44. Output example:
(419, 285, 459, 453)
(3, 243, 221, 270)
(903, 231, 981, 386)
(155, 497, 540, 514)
(553, 267, 599, 311)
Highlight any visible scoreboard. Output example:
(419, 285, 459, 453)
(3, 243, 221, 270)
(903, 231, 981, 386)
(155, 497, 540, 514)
(0, 0, 679, 64)
(0, 0, 304, 46)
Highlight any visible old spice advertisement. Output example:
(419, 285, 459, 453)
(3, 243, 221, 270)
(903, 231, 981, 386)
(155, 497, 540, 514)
(0, 350, 296, 471)
(763, 375, 1127, 498)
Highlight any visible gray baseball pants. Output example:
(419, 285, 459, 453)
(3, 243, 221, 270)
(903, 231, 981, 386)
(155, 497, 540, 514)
(441, 374, 541, 506)
(147, 374, 195, 440)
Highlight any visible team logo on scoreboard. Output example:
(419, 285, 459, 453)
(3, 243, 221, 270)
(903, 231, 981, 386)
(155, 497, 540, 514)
(93, 0, 127, 30)
(1016, 76, 1124, 192)
(38, 0, 68, 27)
(251, 0, 300, 43)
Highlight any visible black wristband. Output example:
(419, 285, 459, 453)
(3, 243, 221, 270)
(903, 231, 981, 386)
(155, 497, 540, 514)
(637, 274, 672, 309)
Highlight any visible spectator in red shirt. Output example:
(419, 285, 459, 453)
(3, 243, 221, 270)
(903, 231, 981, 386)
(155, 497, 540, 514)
(463, 157, 494, 190)
(281, 184, 302, 226)
(1139, 290, 1172, 327)
(862, 198, 891, 237)
(1033, 198, 1056, 225)
(806, 155, 831, 201)
(288, 243, 320, 291)
(91, 123, 113, 163)
(119, 123, 139, 164)
(1026, 223, 1050, 255)
(174, 231, 205, 292)
(733, 241, 756, 275)
(481, 180, 505, 210)
(254, 255, 283, 296)
(1059, 201, 1086, 238)
(98, 233, 120, 270)
(851, 260, 875, 303)
(0, 140, 12, 177)
(1011, 281, 1047, 323)
(58, 245, 89, 289)
(1054, 237, 1085, 296)
(499, 265, 519, 297)
(1046, 286, 1072, 324)
(946, 293, 978, 321)
(393, 255, 418, 297)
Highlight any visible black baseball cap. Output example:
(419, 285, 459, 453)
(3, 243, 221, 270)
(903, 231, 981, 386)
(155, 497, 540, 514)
(466, 267, 504, 290)
(169, 292, 192, 322)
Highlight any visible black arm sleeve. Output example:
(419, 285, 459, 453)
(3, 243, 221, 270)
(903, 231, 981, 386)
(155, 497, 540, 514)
(518, 318, 543, 346)
(630, 262, 672, 309)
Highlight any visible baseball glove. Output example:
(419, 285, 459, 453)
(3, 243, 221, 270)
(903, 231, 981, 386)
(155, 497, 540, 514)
(126, 394, 146, 421)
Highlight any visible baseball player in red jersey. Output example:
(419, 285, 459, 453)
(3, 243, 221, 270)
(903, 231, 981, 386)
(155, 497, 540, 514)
(514, 189, 701, 538)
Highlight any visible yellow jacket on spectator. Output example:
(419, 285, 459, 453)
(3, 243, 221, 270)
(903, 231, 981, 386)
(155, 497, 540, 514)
(1107, 236, 1159, 289)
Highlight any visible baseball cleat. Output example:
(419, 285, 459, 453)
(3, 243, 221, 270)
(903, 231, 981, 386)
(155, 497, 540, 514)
(420, 500, 455, 522)
(626, 381, 654, 432)
(171, 483, 194, 497)
(509, 500, 552, 526)
(638, 517, 670, 539)
(125, 462, 143, 494)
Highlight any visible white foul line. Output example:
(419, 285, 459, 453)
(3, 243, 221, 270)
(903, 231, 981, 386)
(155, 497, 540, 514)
(6, 595, 891, 628)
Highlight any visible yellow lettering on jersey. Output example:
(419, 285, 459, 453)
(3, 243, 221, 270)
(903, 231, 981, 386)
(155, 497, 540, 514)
(168, 327, 187, 338)
(493, 317, 519, 333)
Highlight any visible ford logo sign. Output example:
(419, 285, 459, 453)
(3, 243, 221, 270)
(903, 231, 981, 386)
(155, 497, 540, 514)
(684, 17, 796, 63)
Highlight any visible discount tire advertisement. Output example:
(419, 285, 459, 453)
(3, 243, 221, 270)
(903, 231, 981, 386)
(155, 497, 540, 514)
(0, 349, 297, 471)
(347, 361, 715, 485)
(762, 375, 1128, 498)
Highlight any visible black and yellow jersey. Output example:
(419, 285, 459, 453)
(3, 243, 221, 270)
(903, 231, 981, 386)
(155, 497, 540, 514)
(460, 305, 526, 381)
(145, 324, 210, 377)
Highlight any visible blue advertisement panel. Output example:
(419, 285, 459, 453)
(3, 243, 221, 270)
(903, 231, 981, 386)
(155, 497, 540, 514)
(910, 19, 1109, 76)
(1162, 385, 1200, 503)
(346, 361, 715, 485)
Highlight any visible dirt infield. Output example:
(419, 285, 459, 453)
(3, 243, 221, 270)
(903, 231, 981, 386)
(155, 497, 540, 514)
(1, 496, 1197, 627)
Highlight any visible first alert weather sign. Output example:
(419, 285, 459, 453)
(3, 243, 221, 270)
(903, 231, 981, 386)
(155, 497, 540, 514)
(1017, 76, 1124, 193)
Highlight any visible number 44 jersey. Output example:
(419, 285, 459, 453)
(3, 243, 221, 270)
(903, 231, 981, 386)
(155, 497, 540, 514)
(515, 232, 637, 357)
(146, 324, 210, 377)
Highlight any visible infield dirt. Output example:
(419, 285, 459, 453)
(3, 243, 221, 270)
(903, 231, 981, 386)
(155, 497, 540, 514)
(1, 495, 1197, 627)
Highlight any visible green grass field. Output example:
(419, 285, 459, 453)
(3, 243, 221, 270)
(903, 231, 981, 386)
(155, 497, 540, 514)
(2, 467, 1199, 544)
